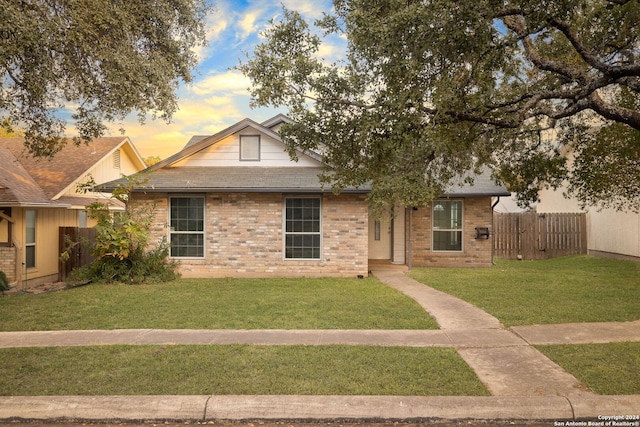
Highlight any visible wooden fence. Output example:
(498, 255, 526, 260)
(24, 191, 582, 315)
(493, 212, 587, 260)
(59, 227, 97, 281)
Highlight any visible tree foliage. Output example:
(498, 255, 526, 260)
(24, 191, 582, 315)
(238, 0, 640, 210)
(0, 0, 210, 157)
(70, 174, 178, 284)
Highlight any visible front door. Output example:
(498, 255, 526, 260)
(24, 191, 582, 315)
(368, 210, 392, 260)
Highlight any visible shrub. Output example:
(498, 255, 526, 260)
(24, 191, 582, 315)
(71, 174, 179, 284)
(0, 270, 9, 292)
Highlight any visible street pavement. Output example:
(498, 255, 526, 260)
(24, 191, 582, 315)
(0, 264, 638, 424)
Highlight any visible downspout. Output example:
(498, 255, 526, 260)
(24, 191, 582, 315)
(491, 197, 500, 265)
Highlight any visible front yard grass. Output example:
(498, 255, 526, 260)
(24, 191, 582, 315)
(0, 345, 489, 396)
(409, 255, 640, 327)
(0, 277, 437, 331)
(536, 342, 640, 395)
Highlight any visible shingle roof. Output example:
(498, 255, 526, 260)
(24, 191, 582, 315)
(443, 168, 510, 197)
(0, 148, 57, 205)
(104, 166, 370, 194)
(0, 136, 133, 199)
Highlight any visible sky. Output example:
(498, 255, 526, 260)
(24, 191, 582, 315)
(115, 0, 341, 160)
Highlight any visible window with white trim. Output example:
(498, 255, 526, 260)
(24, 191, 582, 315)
(239, 135, 260, 161)
(284, 197, 321, 259)
(432, 200, 463, 251)
(25, 209, 36, 268)
(169, 197, 204, 257)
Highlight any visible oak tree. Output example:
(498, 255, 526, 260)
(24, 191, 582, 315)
(0, 0, 210, 157)
(238, 0, 640, 210)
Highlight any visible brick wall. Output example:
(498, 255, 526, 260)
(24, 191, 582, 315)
(407, 197, 494, 267)
(132, 192, 369, 278)
(0, 246, 17, 283)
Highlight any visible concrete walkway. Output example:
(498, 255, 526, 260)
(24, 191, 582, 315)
(1, 266, 639, 423)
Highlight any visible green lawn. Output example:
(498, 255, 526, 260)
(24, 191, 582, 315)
(0, 277, 437, 331)
(409, 255, 640, 326)
(537, 342, 640, 395)
(0, 345, 489, 396)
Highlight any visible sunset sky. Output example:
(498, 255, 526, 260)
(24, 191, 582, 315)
(116, 0, 342, 160)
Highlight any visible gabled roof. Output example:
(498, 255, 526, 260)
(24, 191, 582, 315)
(150, 116, 322, 171)
(260, 113, 293, 128)
(181, 114, 294, 152)
(0, 136, 146, 200)
(103, 115, 509, 198)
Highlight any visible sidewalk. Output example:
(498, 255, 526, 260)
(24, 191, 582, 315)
(1, 266, 639, 423)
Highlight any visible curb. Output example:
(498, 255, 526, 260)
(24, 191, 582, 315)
(1, 395, 639, 422)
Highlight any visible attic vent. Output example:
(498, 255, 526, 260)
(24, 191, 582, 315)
(240, 135, 260, 161)
(113, 149, 121, 169)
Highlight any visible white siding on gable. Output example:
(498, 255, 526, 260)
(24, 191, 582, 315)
(174, 130, 321, 167)
(62, 144, 142, 198)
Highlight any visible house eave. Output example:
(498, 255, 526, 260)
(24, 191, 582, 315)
(441, 190, 512, 198)
(0, 202, 71, 208)
(131, 187, 370, 194)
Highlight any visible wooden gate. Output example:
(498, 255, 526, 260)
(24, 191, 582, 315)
(493, 212, 587, 260)
(59, 227, 97, 280)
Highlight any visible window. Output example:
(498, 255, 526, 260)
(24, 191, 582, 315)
(169, 197, 204, 257)
(432, 200, 463, 251)
(239, 135, 260, 161)
(284, 197, 321, 259)
(0, 207, 11, 247)
(78, 210, 88, 228)
(25, 210, 36, 268)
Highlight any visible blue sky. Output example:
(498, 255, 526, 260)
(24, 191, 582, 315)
(117, 0, 340, 160)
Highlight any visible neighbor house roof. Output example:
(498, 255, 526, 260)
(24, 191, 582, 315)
(0, 136, 144, 209)
(0, 137, 145, 199)
(0, 148, 56, 206)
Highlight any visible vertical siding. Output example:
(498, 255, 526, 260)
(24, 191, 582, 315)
(11, 207, 79, 286)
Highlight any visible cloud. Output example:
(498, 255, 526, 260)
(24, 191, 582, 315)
(280, 0, 332, 20)
(236, 8, 265, 42)
(191, 70, 251, 96)
(111, 0, 336, 159)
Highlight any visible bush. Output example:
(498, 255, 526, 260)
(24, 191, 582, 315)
(73, 237, 179, 284)
(0, 270, 9, 292)
(71, 174, 179, 284)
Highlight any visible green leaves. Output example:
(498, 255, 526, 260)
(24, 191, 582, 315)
(0, 0, 210, 157)
(239, 0, 640, 210)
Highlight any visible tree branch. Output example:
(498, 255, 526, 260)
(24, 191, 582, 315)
(587, 90, 640, 129)
(548, 17, 640, 77)
(502, 15, 586, 84)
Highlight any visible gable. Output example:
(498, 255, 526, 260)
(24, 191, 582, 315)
(173, 127, 321, 168)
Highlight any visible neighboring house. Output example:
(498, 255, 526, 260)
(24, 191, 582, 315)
(537, 184, 640, 262)
(0, 137, 146, 287)
(105, 115, 509, 278)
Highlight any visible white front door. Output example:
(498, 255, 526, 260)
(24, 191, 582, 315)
(368, 210, 392, 260)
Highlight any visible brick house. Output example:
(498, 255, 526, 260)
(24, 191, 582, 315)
(109, 115, 509, 277)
